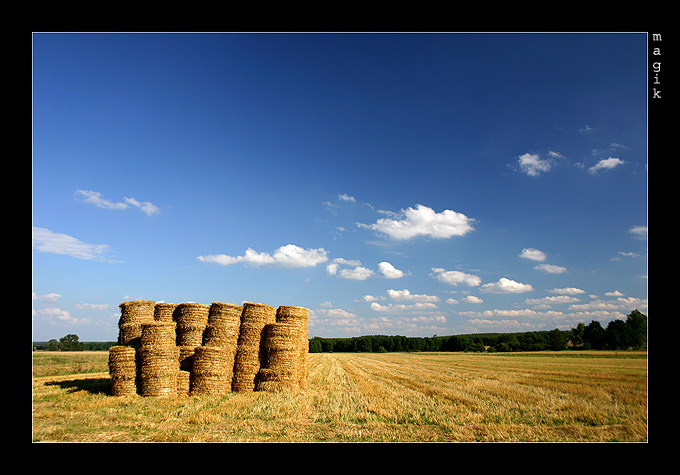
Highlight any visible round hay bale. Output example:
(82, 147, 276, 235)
(208, 302, 243, 326)
(232, 302, 276, 392)
(276, 305, 309, 324)
(141, 321, 177, 348)
(109, 346, 138, 396)
(175, 303, 210, 347)
(118, 322, 143, 348)
(256, 368, 299, 392)
(138, 345, 179, 397)
(119, 300, 155, 325)
(191, 346, 232, 395)
(154, 302, 178, 322)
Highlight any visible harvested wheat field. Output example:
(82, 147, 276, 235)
(32, 350, 647, 442)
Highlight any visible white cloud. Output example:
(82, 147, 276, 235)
(338, 193, 356, 202)
(339, 266, 375, 280)
(525, 295, 580, 307)
(481, 277, 534, 294)
(604, 290, 625, 297)
(32, 227, 115, 262)
(197, 244, 328, 268)
(518, 153, 553, 176)
(75, 189, 159, 215)
(431, 267, 481, 287)
(362, 295, 385, 302)
(588, 157, 624, 174)
(33, 292, 61, 302)
(370, 302, 439, 313)
(519, 248, 546, 262)
(629, 226, 647, 240)
(387, 289, 440, 303)
(359, 204, 474, 240)
(378, 261, 405, 279)
(534, 263, 567, 274)
(549, 287, 585, 295)
(75, 303, 110, 311)
(463, 295, 484, 304)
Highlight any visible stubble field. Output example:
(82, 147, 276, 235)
(32, 350, 647, 442)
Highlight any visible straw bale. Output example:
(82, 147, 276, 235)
(141, 321, 177, 348)
(154, 302, 178, 322)
(118, 322, 143, 348)
(276, 305, 309, 324)
(208, 302, 243, 326)
(109, 346, 138, 396)
(138, 345, 179, 397)
(232, 302, 276, 392)
(175, 302, 210, 326)
(119, 300, 155, 325)
(202, 323, 240, 348)
(191, 346, 232, 395)
(256, 368, 299, 392)
(175, 303, 210, 347)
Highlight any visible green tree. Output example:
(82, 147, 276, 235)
(548, 328, 566, 351)
(47, 339, 60, 351)
(59, 334, 84, 351)
(626, 310, 647, 349)
(309, 337, 322, 353)
(583, 320, 606, 350)
(571, 322, 586, 347)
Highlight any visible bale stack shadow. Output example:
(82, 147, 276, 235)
(108, 300, 309, 397)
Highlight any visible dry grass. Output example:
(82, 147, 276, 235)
(32, 350, 647, 442)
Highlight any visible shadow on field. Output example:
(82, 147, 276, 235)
(47, 377, 112, 395)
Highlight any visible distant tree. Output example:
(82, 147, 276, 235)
(571, 323, 586, 347)
(583, 320, 606, 350)
(309, 337, 322, 353)
(47, 339, 60, 351)
(626, 310, 647, 349)
(59, 334, 84, 351)
(605, 319, 631, 349)
(548, 328, 566, 351)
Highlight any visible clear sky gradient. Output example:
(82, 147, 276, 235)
(32, 32, 648, 341)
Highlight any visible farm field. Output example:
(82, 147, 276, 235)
(32, 350, 647, 442)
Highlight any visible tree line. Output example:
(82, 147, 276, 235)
(33, 310, 647, 354)
(309, 310, 647, 354)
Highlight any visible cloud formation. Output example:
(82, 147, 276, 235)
(75, 189, 160, 215)
(359, 204, 474, 240)
(32, 227, 115, 262)
(588, 157, 624, 174)
(431, 267, 481, 287)
(519, 248, 546, 262)
(481, 277, 534, 294)
(378, 261, 405, 279)
(198, 244, 328, 268)
(518, 153, 553, 176)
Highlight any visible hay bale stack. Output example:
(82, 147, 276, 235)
(154, 302, 178, 322)
(191, 346, 231, 395)
(108, 345, 138, 396)
(175, 303, 210, 347)
(256, 367, 299, 393)
(257, 323, 300, 392)
(232, 302, 276, 392)
(276, 306, 310, 389)
(118, 300, 155, 348)
(138, 322, 179, 397)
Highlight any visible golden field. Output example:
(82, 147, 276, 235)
(32, 350, 647, 442)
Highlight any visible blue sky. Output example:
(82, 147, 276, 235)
(32, 32, 648, 341)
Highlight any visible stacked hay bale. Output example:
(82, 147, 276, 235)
(118, 300, 155, 348)
(275, 306, 310, 389)
(190, 302, 243, 396)
(175, 303, 210, 347)
(232, 302, 276, 392)
(138, 321, 179, 397)
(108, 345, 138, 396)
(257, 323, 301, 392)
(256, 306, 310, 392)
(153, 302, 178, 322)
